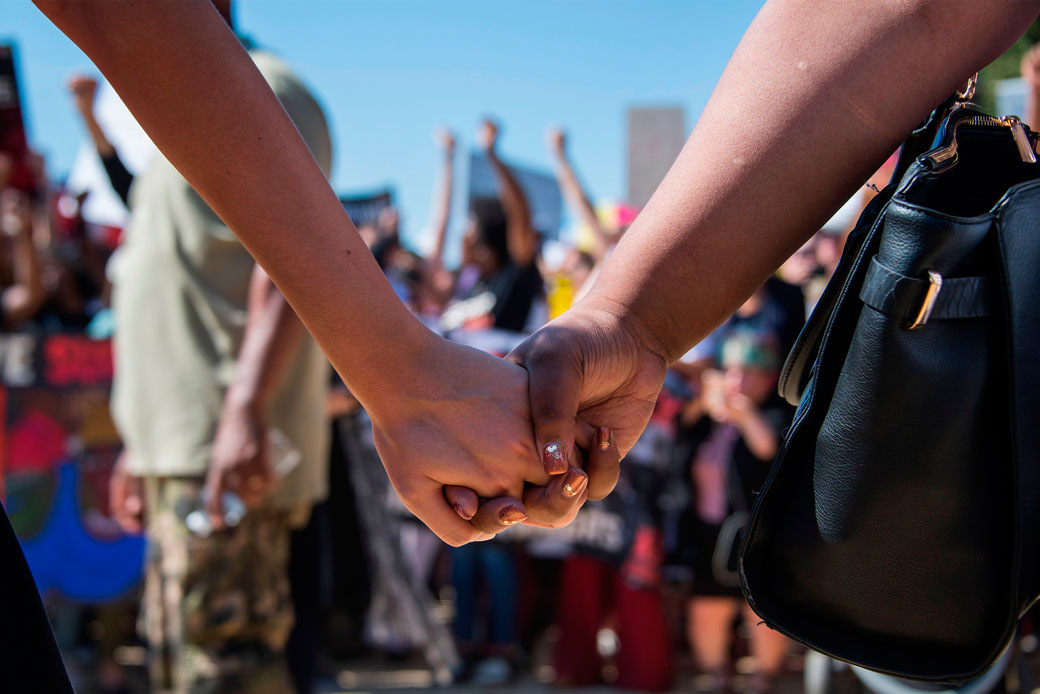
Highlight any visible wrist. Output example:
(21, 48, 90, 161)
(345, 319, 442, 420)
(224, 380, 264, 417)
(575, 291, 676, 367)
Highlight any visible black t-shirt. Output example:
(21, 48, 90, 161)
(677, 402, 794, 515)
(472, 261, 543, 332)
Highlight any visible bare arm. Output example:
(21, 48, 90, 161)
(227, 265, 307, 415)
(548, 128, 612, 260)
(502, 0, 1040, 503)
(37, 0, 425, 407)
(67, 75, 115, 157)
(426, 129, 456, 271)
(479, 120, 537, 266)
(582, 0, 1040, 364)
(1022, 43, 1040, 131)
(0, 191, 44, 326)
(205, 265, 307, 517)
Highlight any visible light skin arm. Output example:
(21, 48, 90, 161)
(67, 75, 115, 157)
(1022, 43, 1040, 132)
(35, 0, 554, 546)
(0, 190, 45, 327)
(420, 129, 458, 312)
(426, 129, 455, 272)
(479, 120, 538, 266)
(548, 128, 612, 260)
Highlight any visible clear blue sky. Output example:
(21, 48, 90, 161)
(3, 1, 763, 248)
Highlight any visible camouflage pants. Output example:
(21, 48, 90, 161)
(141, 477, 294, 694)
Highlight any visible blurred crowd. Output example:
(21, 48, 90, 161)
(6, 19, 1040, 694)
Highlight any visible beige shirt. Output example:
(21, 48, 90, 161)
(111, 51, 333, 510)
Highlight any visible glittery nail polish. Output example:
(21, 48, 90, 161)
(597, 427, 611, 451)
(543, 441, 568, 474)
(500, 507, 527, 526)
(561, 468, 589, 498)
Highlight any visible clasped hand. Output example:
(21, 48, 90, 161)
(377, 301, 668, 546)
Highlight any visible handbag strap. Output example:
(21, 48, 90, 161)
(859, 256, 994, 326)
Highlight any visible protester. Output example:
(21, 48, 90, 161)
(440, 119, 543, 333)
(99, 4, 333, 691)
(677, 326, 794, 693)
(0, 187, 45, 327)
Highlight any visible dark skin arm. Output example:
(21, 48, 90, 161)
(479, 119, 537, 266)
(204, 265, 307, 525)
(548, 127, 612, 260)
(471, 0, 1040, 531)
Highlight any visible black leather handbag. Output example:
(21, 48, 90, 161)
(739, 82, 1040, 685)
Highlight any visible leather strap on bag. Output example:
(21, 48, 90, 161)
(859, 257, 994, 325)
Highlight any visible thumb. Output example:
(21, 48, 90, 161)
(508, 331, 583, 476)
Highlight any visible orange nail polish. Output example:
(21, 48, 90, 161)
(500, 507, 527, 526)
(597, 427, 611, 451)
(562, 468, 588, 498)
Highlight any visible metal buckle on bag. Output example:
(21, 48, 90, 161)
(907, 270, 943, 330)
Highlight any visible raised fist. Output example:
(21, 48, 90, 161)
(434, 127, 456, 154)
(67, 74, 99, 115)
(477, 119, 499, 153)
(547, 126, 566, 156)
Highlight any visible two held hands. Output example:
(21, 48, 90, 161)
(405, 300, 669, 545)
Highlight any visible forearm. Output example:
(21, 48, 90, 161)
(554, 153, 609, 258)
(78, 107, 115, 158)
(583, 0, 1040, 363)
(3, 232, 44, 325)
(225, 265, 308, 414)
(486, 150, 536, 264)
(1027, 84, 1040, 133)
(428, 148, 454, 269)
(736, 410, 779, 461)
(36, 0, 430, 410)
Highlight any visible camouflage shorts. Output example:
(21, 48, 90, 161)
(141, 477, 294, 694)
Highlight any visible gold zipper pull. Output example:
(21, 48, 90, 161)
(1003, 116, 1037, 163)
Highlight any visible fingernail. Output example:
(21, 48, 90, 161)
(499, 506, 527, 526)
(561, 468, 588, 498)
(454, 503, 473, 521)
(597, 427, 611, 451)
(543, 442, 568, 474)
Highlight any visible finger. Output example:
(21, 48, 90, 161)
(508, 334, 582, 477)
(468, 497, 528, 535)
(443, 485, 478, 521)
(586, 427, 621, 501)
(204, 471, 226, 530)
(523, 467, 589, 529)
(413, 493, 495, 547)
